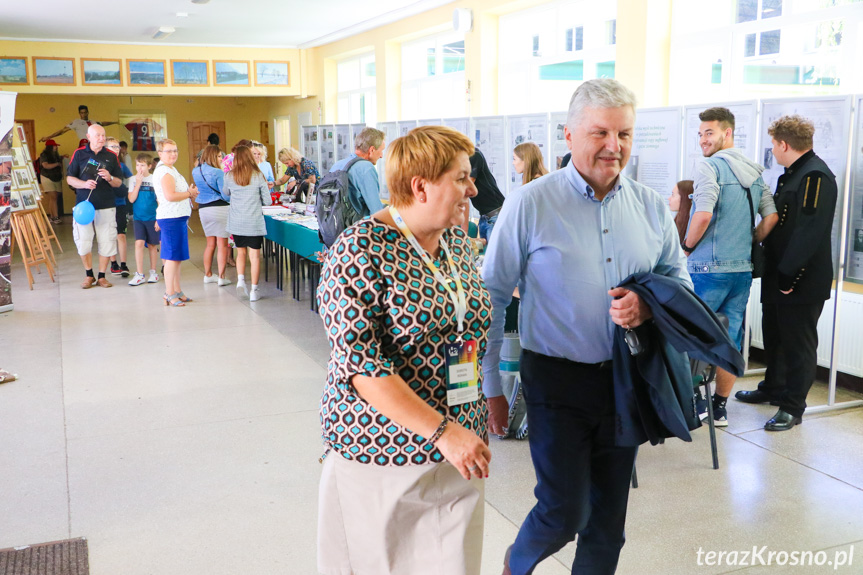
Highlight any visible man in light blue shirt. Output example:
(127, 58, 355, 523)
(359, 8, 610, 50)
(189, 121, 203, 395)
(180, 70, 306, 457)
(329, 127, 386, 217)
(484, 79, 691, 575)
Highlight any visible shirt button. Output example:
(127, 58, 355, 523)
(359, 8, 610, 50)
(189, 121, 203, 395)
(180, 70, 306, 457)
(603, 229, 609, 233)
(606, 258, 612, 262)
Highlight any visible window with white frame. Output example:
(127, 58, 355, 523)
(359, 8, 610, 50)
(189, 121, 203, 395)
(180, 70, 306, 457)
(668, 0, 863, 105)
(400, 32, 466, 120)
(498, 0, 617, 115)
(337, 53, 377, 126)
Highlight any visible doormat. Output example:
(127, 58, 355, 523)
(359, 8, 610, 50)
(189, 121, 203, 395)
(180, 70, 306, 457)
(0, 538, 89, 575)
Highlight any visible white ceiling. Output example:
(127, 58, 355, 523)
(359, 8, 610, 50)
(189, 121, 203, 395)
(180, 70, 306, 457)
(0, 0, 453, 49)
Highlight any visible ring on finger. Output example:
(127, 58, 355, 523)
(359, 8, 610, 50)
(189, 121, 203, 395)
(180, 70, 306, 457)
(468, 464, 478, 471)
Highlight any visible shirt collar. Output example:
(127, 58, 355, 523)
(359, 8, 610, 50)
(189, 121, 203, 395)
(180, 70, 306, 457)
(563, 161, 623, 202)
(785, 149, 816, 175)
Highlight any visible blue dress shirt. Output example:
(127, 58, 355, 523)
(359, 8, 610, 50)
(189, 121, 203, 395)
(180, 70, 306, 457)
(481, 163, 692, 397)
(329, 154, 383, 217)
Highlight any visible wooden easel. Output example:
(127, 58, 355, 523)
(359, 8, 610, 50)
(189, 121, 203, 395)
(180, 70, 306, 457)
(38, 201, 63, 254)
(10, 208, 55, 290)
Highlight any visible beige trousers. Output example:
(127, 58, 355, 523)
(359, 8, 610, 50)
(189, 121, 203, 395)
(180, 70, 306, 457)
(317, 454, 485, 575)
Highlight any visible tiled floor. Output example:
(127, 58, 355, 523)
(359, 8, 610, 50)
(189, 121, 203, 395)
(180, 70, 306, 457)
(2, 215, 863, 575)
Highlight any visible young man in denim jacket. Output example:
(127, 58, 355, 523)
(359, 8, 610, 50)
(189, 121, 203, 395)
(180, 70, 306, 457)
(682, 107, 778, 426)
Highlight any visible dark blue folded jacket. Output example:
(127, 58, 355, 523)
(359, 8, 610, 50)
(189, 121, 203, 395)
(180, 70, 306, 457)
(612, 273, 745, 447)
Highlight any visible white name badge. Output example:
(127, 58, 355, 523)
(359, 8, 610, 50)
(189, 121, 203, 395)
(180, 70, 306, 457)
(445, 341, 479, 406)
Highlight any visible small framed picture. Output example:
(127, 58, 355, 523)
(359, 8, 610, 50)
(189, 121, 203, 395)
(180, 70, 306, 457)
(82, 58, 122, 86)
(20, 188, 36, 209)
(10, 190, 23, 212)
(128, 60, 166, 86)
(214, 61, 250, 86)
(15, 125, 27, 146)
(254, 61, 290, 87)
(34, 57, 76, 85)
(171, 60, 208, 86)
(0, 57, 28, 85)
(0, 157, 12, 176)
(13, 167, 32, 190)
(11, 148, 25, 168)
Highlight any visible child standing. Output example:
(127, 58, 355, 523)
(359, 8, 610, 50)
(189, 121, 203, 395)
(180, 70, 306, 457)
(224, 145, 271, 301)
(127, 154, 161, 286)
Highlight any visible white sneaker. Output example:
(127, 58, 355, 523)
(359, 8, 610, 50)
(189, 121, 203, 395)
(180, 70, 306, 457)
(147, 271, 159, 283)
(217, 277, 232, 287)
(237, 281, 248, 297)
(203, 274, 218, 284)
(128, 273, 146, 286)
(249, 288, 260, 302)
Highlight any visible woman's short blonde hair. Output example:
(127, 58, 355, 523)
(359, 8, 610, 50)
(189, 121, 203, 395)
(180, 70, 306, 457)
(280, 147, 302, 164)
(251, 140, 268, 160)
(385, 126, 474, 209)
(156, 138, 177, 152)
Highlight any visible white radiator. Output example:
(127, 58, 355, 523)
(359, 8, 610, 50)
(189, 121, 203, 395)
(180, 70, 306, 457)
(747, 279, 863, 377)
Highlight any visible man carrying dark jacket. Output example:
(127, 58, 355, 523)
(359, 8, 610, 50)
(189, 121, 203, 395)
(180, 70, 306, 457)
(735, 115, 838, 431)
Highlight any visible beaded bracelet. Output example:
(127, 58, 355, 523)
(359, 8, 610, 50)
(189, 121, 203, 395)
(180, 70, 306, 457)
(428, 417, 448, 445)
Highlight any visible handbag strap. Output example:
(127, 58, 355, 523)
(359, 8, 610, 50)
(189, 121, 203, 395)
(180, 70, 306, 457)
(197, 165, 221, 195)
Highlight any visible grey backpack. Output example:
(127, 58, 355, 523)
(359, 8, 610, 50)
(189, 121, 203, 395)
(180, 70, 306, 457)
(315, 157, 365, 247)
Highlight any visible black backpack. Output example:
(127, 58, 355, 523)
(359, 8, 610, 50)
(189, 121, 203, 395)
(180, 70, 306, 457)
(315, 156, 366, 247)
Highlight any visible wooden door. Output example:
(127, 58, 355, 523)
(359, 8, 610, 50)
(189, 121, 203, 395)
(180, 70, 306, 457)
(14, 119, 37, 162)
(186, 121, 226, 173)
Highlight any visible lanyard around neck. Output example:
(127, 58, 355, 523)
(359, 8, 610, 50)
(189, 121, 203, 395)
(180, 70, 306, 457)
(389, 206, 467, 337)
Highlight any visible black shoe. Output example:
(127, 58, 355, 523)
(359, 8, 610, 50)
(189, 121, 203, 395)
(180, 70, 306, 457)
(110, 262, 122, 276)
(120, 264, 130, 278)
(735, 389, 780, 406)
(764, 409, 802, 432)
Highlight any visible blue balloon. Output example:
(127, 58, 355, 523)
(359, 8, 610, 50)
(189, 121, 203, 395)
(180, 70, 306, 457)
(73, 201, 95, 225)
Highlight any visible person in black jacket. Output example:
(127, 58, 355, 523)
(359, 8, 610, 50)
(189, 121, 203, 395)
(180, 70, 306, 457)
(735, 115, 838, 431)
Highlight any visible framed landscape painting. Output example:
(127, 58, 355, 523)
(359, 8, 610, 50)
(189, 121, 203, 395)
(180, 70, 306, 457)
(128, 60, 166, 86)
(171, 60, 208, 86)
(214, 61, 250, 86)
(82, 59, 122, 85)
(254, 61, 289, 87)
(34, 57, 75, 85)
(0, 58, 28, 85)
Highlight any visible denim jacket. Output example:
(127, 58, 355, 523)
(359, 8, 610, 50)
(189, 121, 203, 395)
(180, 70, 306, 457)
(687, 150, 773, 274)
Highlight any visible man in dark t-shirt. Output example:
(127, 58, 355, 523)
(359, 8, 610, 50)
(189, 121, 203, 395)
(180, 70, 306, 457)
(66, 124, 125, 288)
(469, 149, 505, 244)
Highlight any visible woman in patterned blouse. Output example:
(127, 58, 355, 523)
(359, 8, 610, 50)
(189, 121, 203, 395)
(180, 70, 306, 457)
(316, 126, 492, 575)
(273, 147, 319, 202)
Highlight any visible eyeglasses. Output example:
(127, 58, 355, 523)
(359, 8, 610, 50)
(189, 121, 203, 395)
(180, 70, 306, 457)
(160, 149, 179, 154)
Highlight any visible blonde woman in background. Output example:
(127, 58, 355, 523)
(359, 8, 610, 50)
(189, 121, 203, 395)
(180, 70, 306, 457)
(513, 142, 548, 186)
(251, 141, 275, 190)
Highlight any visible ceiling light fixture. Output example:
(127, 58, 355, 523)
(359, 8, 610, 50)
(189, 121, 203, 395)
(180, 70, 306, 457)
(153, 26, 175, 40)
(191, 0, 210, 4)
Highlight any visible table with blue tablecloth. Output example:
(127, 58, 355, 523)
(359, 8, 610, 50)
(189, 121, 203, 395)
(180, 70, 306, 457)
(264, 213, 325, 311)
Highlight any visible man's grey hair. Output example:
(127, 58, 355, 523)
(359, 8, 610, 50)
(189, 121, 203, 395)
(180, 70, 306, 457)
(354, 127, 385, 153)
(566, 79, 638, 128)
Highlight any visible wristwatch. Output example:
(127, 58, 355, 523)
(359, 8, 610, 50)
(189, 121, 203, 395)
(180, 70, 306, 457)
(681, 241, 694, 254)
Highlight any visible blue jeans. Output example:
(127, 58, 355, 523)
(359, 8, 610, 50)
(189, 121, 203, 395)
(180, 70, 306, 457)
(479, 214, 498, 242)
(690, 272, 753, 350)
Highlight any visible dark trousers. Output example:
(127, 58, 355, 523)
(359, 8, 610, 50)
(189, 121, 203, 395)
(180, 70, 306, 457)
(511, 350, 638, 575)
(759, 300, 825, 418)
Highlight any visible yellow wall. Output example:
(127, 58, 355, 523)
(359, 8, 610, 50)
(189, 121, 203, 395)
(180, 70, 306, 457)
(0, 40, 305, 97)
(15, 93, 278, 212)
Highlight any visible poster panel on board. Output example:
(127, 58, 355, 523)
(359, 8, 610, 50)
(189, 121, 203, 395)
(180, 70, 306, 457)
(847, 96, 863, 282)
(442, 117, 470, 138)
(472, 116, 507, 194)
(334, 124, 351, 162)
(629, 107, 682, 202)
(319, 125, 335, 172)
(376, 122, 398, 202)
(506, 114, 549, 193)
(549, 112, 569, 171)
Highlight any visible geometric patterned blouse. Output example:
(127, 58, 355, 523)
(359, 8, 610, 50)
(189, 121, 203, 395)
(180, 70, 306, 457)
(316, 219, 491, 466)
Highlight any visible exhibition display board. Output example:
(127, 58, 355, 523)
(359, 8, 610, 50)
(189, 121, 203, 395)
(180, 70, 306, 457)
(301, 125, 320, 169)
(334, 124, 351, 162)
(506, 113, 549, 192)
(629, 106, 681, 202)
(319, 125, 335, 172)
(0, 91, 17, 312)
(849, 96, 863, 282)
(683, 101, 759, 179)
